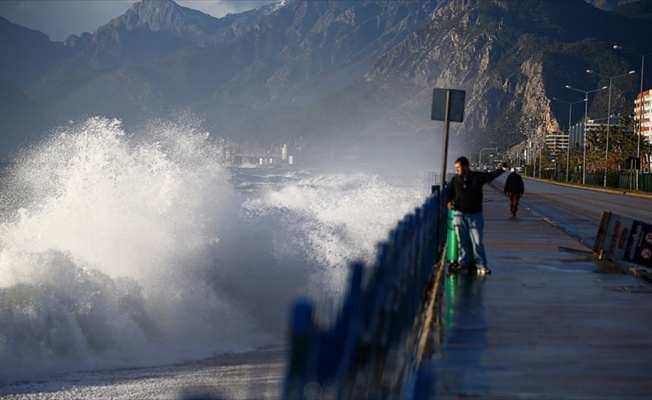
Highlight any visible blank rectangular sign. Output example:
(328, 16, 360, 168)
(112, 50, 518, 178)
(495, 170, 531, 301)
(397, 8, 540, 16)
(431, 88, 465, 122)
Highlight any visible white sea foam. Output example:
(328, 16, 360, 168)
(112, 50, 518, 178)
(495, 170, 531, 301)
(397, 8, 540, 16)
(0, 115, 428, 385)
(241, 172, 426, 297)
(0, 116, 267, 384)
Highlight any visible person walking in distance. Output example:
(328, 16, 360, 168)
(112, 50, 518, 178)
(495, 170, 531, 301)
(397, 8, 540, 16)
(446, 156, 507, 274)
(503, 168, 525, 218)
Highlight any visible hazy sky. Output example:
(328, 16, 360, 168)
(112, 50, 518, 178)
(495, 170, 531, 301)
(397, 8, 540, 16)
(0, 0, 279, 42)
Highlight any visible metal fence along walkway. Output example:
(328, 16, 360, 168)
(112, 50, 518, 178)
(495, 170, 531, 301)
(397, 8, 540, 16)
(283, 187, 447, 399)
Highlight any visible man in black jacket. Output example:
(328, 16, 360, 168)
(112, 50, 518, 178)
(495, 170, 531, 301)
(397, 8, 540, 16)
(446, 156, 507, 274)
(503, 168, 525, 218)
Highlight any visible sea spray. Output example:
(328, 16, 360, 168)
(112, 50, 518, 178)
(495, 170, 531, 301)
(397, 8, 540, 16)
(240, 172, 426, 297)
(0, 115, 429, 385)
(0, 116, 270, 383)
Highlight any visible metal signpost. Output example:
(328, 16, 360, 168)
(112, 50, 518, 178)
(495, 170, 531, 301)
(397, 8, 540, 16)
(431, 88, 465, 189)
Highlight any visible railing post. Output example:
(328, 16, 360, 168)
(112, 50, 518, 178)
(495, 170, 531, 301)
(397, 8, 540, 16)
(284, 299, 316, 399)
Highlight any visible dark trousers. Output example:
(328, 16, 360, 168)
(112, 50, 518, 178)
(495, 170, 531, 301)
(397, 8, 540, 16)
(508, 193, 521, 216)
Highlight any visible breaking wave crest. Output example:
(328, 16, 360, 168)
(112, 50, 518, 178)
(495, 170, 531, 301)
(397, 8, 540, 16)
(0, 116, 268, 383)
(0, 115, 427, 384)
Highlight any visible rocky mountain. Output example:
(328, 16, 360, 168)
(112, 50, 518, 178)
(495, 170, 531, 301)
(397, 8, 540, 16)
(364, 0, 651, 151)
(0, 16, 77, 89)
(0, 78, 44, 158)
(1, 0, 652, 165)
(0, 16, 75, 156)
(588, 0, 640, 10)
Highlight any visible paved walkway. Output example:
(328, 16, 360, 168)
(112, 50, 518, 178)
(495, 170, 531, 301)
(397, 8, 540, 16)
(428, 183, 652, 399)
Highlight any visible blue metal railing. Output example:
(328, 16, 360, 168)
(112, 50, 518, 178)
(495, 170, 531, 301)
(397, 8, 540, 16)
(283, 186, 447, 399)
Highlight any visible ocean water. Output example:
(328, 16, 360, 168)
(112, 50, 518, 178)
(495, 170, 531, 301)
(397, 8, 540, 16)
(0, 116, 429, 397)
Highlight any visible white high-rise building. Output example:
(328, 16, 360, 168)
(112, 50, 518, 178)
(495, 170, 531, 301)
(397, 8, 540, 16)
(545, 132, 569, 155)
(634, 89, 652, 143)
(634, 89, 651, 172)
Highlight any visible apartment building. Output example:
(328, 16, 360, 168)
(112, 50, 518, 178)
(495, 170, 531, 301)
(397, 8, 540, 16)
(634, 89, 652, 144)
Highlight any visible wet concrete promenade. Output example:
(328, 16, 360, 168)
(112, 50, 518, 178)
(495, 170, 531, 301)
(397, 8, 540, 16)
(428, 183, 652, 399)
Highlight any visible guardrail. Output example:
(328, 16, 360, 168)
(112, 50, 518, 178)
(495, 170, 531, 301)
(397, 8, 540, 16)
(283, 186, 447, 399)
(537, 171, 652, 193)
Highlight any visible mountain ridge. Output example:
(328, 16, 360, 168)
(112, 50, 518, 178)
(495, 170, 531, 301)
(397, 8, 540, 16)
(1, 0, 651, 163)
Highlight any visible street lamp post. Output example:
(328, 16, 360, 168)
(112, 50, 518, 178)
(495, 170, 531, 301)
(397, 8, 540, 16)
(614, 45, 645, 190)
(505, 140, 517, 167)
(586, 69, 636, 187)
(524, 147, 528, 168)
(553, 97, 586, 182)
(478, 147, 498, 168)
(535, 138, 543, 178)
(538, 142, 543, 178)
(565, 84, 608, 185)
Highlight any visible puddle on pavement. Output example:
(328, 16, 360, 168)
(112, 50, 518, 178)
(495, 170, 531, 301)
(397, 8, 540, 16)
(612, 285, 652, 294)
(534, 264, 594, 273)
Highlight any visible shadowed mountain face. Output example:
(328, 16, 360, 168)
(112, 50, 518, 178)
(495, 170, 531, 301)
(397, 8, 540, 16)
(0, 0, 650, 162)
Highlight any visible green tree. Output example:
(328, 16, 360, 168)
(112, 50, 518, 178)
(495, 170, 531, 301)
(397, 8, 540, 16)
(585, 125, 605, 173)
(567, 143, 584, 182)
